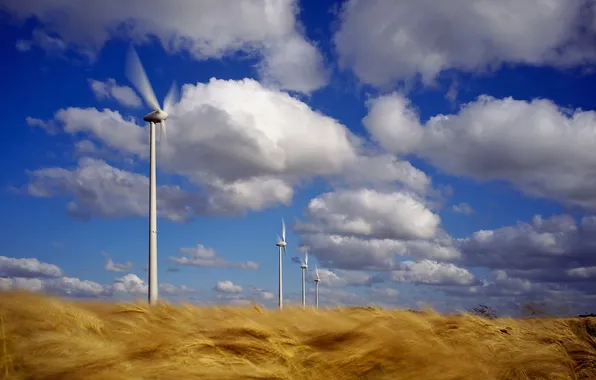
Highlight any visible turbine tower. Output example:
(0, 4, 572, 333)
(275, 218, 287, 309)
(314, 264, 321, 309)
(300, 251, 308, 308)
(125, 46, 178, 305)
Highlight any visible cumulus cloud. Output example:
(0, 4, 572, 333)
(364, 94, 596, 210)
(248, 287, 275, 301)
(0, 256, 63, 278)
(25, 78, 432, 219)
(390, 260, 475, 286)
(169, 244, 259, 270)
(311, 287, 367, 307)
(213, 280, 243, 294)
(0, 256, 192, 298)
(295, 187, 460, 270)
(457, 214, 596, 273)
(88, 79, 142, 108)
(1, 0, 327, 93)
(102, 253, 134, 273)
(25, 158, 207, 221)
(309, 268, 383, 288)
(331, 154, 431, 194)
(436, 213, 596, 307)
(295, 189, 440, 241)
(334, 0, 596, 86)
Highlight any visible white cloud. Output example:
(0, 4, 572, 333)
(312, 287, 366, 307)
(0, 256, 192, 298)
(2, 0, 327, 93)
(25, 116, 58, 134)
(0, 277, 44, 292)
(109, 273, 146, 295)
(88, 79, 142, 108)
(370, 287, 399, 298)
(295, 189, 440, 240)
(214, 280, 243, 294)
(103, 257, 134, 273)
(169, 244, 259, 270)
(363, 94, 596, 210)
(391, 260, 475, 286)
(334, 0, 596, 86)
(308, 268, 382, 288)
(249, 287, 276, 301)
(362, 94, 423, 155)
(452, 202, 474, 215)
(332, 154, 431, 194)
(295, 187, 460, 270)
(26, 78, 424, 218)
(15, 29, 67, 56)
(25, 158, 204, 221)
(0, 256, 63, 278)
(457, 214, 587, 272)
(446, 214, 596, 302)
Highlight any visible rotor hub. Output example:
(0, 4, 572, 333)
(143, 110, 168, 123)
(276, 241, 287, 247)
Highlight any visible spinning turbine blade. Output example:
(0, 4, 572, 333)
(305, 252, 308, 266)
(160, 120, 167, 145)
(163, 81, 178, 114)
(281, 218, 286, 242)
(315, 265, 320, 280)
(126, 46, 161, 112)
(158, 121, 167, 158)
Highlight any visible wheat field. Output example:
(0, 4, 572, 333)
(1, 291, 596, 379)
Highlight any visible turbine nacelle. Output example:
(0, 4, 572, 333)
(276, 240, 287, 247)
(143, 110, 169, 123)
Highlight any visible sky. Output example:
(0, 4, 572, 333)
(2, 0, 596, 316)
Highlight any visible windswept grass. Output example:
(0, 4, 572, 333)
(1, 291, 596, 379)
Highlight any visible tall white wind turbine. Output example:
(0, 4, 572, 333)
(314, 264, 321, 309)
(275, 218, 287, 309)
(125, 46, 178, 305)
(300, 251, 308, 308)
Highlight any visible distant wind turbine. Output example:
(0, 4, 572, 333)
(275, 218, 287, 309)
(314, 264, 321, 309)
(300, 251, 308, 308)
(125, 46, 178, 306)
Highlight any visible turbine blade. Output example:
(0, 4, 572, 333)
(283, 246, 287, 256)
(163, 81, 178, 114)
(315, 265, 320, 280)
(281, 217, 286, 242)
(158, 121, 167, 158)
(305, 252, 308, 266)
(160, 120, 168, 145)
(126, 45, 161, 112)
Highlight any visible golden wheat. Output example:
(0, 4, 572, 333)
(1, 290, 595, 379)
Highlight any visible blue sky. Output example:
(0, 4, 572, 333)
(2, 0, 596, 315)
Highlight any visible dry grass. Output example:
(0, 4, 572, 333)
(1, 291, 596, 379)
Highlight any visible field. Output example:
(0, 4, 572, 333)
(1, 291, 596, 379)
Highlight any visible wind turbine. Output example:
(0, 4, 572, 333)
(314, 264, 321, 309)
(300, 251, 308, 308)
(125, 46, 178, 306)
(275, 218, 287, 309)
